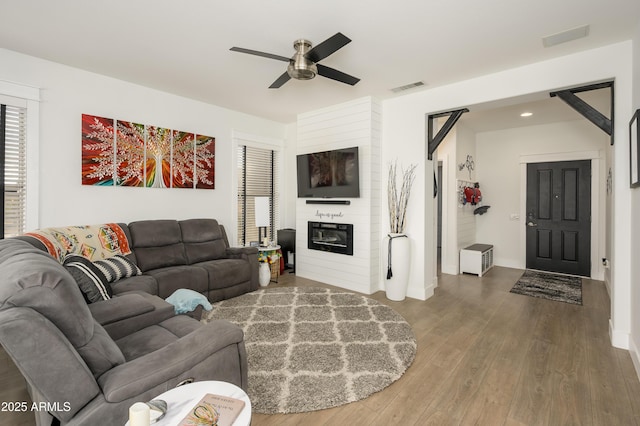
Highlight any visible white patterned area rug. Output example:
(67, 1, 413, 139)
(203, 286, 417, 414)
(510, 270, 583, 305)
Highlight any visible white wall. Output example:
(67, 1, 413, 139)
(381, 42, 633, 348)
(381, 104, 431, 300)
(629, 21, 640, 379)
(435, 122, 478, 275)
(0, 48, 287, 231)
(295, 97, 381, 295)
(475, 120, 608, 274)
(455, 123, 477, 255)
(435, 128, 457, 275)
(281, 122, 298, 229)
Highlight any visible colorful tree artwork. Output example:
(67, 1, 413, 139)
(82, 114, 115, 186)
(81, 114, 215, 190)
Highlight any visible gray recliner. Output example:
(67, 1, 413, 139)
(0, 239, 248, 425)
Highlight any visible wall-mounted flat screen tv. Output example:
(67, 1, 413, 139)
(296, 146, 360, 198)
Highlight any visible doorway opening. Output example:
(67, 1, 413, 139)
(433, 86, 610, 280)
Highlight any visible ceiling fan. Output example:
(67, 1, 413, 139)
(230, 32, 360, 89)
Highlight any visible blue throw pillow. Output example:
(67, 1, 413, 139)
(165, 289, 212, 314)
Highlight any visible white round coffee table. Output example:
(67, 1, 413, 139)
(130, 380, 251, 426)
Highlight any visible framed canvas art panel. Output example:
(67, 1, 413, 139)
(172, 130, 195, 188)
(82, 114, 115, 186)
(195, 134, 215, 189)
(115, 120, 146, 187)
(145, 125, 172, 188)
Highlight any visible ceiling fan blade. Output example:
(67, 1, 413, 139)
(316, 64, 360, 86)
(305, 32, 351, 63)
(230, 47, 291, 62)
(269, 72, 291, 88)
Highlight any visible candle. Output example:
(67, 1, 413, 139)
(129, 402, 150, 426)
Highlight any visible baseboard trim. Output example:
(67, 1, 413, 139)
(603, 275, 611, 298)
(630, 338, 640, 384)
(296, 271, 373, 295)
(609, 319, 630, 349)
(406, 282, 434, 301)
(441, 263, 458, 275)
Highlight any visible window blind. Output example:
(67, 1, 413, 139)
(237, 144, 279, 246)
(2, 104, 27, 238)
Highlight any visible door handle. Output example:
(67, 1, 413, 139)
(527, 221, 537, 227)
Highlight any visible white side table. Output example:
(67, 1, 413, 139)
(128, 381, 251, 426)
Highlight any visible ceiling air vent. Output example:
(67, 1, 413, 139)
(391, 81, 425, 93)
(542, 25, 590, 47)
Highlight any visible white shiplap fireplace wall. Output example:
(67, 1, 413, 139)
(295, 97, 381, 294)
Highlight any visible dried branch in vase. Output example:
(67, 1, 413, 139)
(388, 161, 417, 234)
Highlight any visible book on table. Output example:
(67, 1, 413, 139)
(178, 393, 245, 426)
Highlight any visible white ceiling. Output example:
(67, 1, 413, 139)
(1, 0, 637, 125)
(460, 87, 612, 133)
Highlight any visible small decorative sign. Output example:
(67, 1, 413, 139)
(314, 210, 344, 220)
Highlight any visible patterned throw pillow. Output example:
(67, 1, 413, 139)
(94, 255, 142, 283)
(64, 255, 112, 303)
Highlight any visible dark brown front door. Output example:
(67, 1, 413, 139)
(526, 160, 591, 276)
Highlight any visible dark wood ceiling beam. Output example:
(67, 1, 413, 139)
(427, 108, 469, 160)
(550, 81, 614, 144)
(552, 90, 612, 134)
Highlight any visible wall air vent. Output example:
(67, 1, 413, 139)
(391, 81, 425, 93)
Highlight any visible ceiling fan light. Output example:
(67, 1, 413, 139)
(231, 34, 358, 88)
(287, 60, 317, 80)
(286, 39, 317, 80)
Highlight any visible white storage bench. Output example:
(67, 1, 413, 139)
(460, 244, 494, 277)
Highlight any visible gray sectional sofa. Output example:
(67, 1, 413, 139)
(0, 218, 259, 425)
(19, 218, 260, 303)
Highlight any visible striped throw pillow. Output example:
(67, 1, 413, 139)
(64, 255, 112, 303)
(94, 255, 142, 283)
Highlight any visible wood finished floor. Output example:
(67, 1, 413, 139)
(2, 266, 639, 425)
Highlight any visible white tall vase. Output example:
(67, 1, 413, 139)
(259, 263, 271, 287)
(385, 233, 411, 301)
